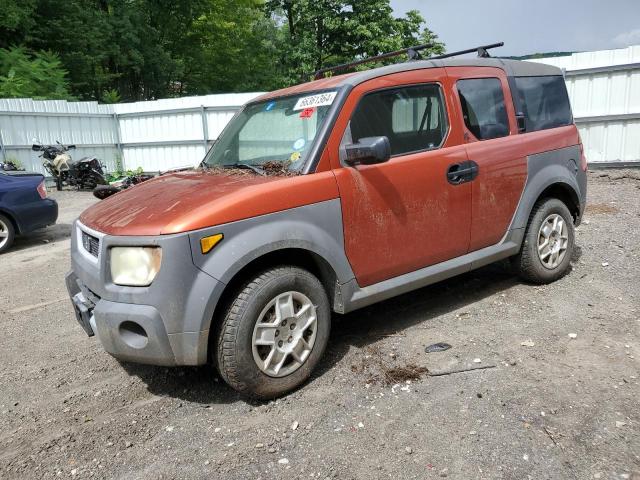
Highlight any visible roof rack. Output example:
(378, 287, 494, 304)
(313, 43, 433, 80)
(312, 42, 504, 80)
(430, 42, 504, 60)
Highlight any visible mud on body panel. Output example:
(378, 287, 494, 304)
(188, 199, 356, 313)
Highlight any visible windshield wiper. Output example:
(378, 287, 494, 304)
(222, 163, 266, 176)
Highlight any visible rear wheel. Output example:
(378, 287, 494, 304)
(216, 266, 330, 399)
(512, 198, 575, 284)
(0, 214, 16, 254)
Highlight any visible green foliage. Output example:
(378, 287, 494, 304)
(506, 52, 575, 60)
(106, 165, 144, 183)
(0, 0, 36, 44)
(101, 88, 121, 104)
(4, 156, 23, 169)
(265, 1, 445, 83)
(0, 0, 444, 100)
(0, 47, 73, 99)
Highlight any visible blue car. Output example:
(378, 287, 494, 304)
(0, 171, 58, 253)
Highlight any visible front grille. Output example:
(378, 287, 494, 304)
(81, 231, 100, 257)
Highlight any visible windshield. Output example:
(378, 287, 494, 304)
(202, 90, 338, 173)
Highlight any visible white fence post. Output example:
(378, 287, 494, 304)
(0, 128, 6, 162)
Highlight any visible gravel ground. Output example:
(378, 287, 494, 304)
(1, 172, 639, 480)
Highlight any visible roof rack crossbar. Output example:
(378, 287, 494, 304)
(312, 42, 505, 81)
(429, 42, 504, 60)
(313, 43, 434, 80)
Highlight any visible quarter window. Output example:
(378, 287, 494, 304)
(457, 78, 510, 140)
(514, 76, 572, 132)
(348, 84, 448, 157)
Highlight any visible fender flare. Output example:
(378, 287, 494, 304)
(509, 148, 583, 233)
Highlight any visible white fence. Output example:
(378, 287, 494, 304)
(530, 44, 640, 166)
(0, 93, 261, 175)
(1, 45, 639, 174)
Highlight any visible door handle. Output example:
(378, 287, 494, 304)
(447, 161, 479, 185)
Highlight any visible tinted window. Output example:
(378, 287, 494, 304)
(349, 84, 448, 156)
(515, 76, 572, 132)
(457, 78, 509, 140)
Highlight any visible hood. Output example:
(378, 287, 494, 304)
(79, 169, 339, 236)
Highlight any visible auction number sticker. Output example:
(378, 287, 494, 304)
(294, 91, 337, 111)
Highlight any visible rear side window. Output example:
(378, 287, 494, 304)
(349, 84, 448, 156)
(514, 76, 572, 132)
(457, 78, 510, 140)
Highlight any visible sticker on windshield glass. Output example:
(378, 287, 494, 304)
(299, 107, 315, 119)
(294, 91, 337, 111)
(293, 138, 306, 150)
(265, 101, 276, 111)
(290, 151, 301, 162)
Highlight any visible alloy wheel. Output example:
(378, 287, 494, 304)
(251, 291, 318, 377)
(537, 213, 569, 269)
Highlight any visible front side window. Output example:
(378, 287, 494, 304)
(348, 84, 448, 157)
(514, 75, 572, 132)
(457, 78, 510, 140)
(203, 90, 337, 172)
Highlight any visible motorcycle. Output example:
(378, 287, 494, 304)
(32, 141, 107, 191)
(93, 173, 154, 200)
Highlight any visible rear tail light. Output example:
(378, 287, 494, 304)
(37, 180, 48, 199)
(579, 143, 588, 172)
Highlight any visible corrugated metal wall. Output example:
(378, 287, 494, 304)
(0, 98, 119, 174)
(530, 45, 640, 165)
(0, 93, 261, 175)
(1, 45, 639, 173)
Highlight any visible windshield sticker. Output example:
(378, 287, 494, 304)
(293, 138, 306, 150)
(299, 107, 315, 119)
(294, 91, 337, 111)
(290, 151, 302, 162)
(265, 101, 276, 111)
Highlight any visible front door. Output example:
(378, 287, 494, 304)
(327, 69, 472, 287)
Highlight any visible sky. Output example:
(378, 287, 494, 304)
(390, 0, 640, 56)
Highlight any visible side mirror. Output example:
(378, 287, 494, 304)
(68, 144, 76, 149)
(344, 136, 391, 166)
(32, 144, 42, 151)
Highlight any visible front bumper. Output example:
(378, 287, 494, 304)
(66, 270, 184, 365)
(66, 221, 224, 366)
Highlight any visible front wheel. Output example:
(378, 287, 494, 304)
(512, 198, 575, 284)
(216, 266, 330, 399)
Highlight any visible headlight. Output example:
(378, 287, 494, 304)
(110, 247, 162, 286)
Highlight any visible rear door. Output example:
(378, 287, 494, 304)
(447, 67, 528, 252)
(326, 69, 471, 287)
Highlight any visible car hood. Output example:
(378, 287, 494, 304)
(79, 169, 339, 236)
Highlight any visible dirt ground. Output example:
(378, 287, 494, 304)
(1, 171, 639, 480)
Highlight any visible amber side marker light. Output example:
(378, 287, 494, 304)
(200, 233, 223, 254)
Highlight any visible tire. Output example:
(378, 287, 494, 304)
(93, 185, 120, 200)
(512, 198, 575, 284)
(0, 214, 16, 254)
(216, 266, 331, 399)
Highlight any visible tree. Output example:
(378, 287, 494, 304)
(265, 0, 444, 83)
(0, 0, 445, 100)
(0, 47, 73, 99)
(0, 0, 37, 46)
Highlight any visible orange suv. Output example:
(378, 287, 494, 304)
(66, 45, 587, 398)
